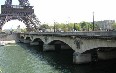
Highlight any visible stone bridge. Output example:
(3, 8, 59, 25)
(15, 31, 116, 64)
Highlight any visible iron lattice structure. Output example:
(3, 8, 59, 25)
(0, 0, 41, 31)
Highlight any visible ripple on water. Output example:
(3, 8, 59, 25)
(0, 43, 116, 73)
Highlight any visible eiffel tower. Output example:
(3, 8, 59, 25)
(0, 0, 41, 32)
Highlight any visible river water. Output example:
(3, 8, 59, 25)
(0, 43, 116, 73)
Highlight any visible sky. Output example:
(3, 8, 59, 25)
(1, 0, 116, 29)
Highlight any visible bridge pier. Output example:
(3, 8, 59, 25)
(55, 44, 61, 52)
(61, 45, 71, 50)
(73, 52, 91, 64)
(24, 40, 30, 44)
(43, 44, 55, 51)
(30, 42, 39, 45)
(19, 39, 24, 43)
(43, 44, 69, 52)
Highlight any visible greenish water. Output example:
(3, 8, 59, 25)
(0, 43, 116, 73)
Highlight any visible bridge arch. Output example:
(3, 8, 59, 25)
(19, 36, 24, 42)
(20, 36, 24, 39)
(46, 36, 77, 51)
(48, 40, 73, 51)
(33, 38, 43, 42)
(25, 37, 31, 41)
(32, 38, 44, 45)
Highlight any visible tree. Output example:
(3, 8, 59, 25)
(21, 29, 27, 32)
(112, 23, 116, 30)
(40, 24, 50, 29)
(76, 23, 81, 31)
(67, 23, 74, 31)
(80, 22, 90, 31)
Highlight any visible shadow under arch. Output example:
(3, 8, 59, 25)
(32, 38, 44, 51)
(25, 36, 31, 41)
(20, 36, 24, 39)
(48, 40, 74, 52)
(33, 38, 44, 44)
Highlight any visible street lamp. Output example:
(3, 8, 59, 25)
(73, 23, 77, 31)
(54, 21, 55, 32)
(73, 23, 75, 31)
(93, 12, 95, 31)
(88, 24, 89, 31)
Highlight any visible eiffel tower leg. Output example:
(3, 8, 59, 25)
(23, 14, 40, 32)
(26, 28, 32, 32)
(1, 0, 40, 32)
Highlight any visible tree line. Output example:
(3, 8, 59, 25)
(19, 21, 116, 32)
(39, 21, 99, 32)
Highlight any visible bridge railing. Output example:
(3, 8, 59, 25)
(18, 31, 116, 37)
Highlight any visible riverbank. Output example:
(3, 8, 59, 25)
(0, 34, 16, 45)
(0, 40, 16, 44)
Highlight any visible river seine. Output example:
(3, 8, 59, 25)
(0, 43, 116, 73)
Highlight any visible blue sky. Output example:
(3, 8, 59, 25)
(1, 0, 116, 29)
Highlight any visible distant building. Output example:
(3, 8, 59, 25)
(95, 20, 115, 30)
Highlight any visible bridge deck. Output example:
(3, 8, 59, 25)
(18, 31, 116, 39)
(22, 31, 116, 36)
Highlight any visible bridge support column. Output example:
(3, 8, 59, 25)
(55, 44, 61, 52)
(30, 42, 39, 45)
(97, 50, 116, 60)
(43, 44, 55, 51)
(19, 39, 24, 43)
(24, 40, 30, 44)
(73, 52, 91, 64)
(61, 45, 71, 50)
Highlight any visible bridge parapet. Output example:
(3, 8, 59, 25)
(22, 31, 116, 38)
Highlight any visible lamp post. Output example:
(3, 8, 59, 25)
(93, 12, 95, 31)
(73, 23, 76, 31)
(54, 21, 55, 32)
(88, 24, 89, 31)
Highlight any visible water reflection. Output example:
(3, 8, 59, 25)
(0, 43, 116, 73)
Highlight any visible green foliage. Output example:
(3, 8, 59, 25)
(79, 22, 92, 31)
(79, 22, 100, 31)
(112, 23, 116, 29)
(39, 21, 101, 32)
(40, 24, 50, 29)
(21, 29, 27, 32)
(80, 21, 86, 29)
